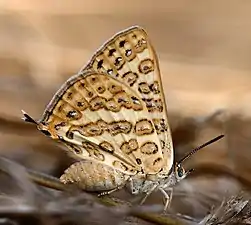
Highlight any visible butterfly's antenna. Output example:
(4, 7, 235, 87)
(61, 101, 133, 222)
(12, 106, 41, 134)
(178, 134, 224, 165)
(21, 110, 38, 125)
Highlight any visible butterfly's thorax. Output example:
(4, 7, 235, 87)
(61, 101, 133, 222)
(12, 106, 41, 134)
(129, 170, 177, 195)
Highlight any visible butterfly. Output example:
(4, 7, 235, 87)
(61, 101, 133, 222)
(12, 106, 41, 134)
(22, 26, 224, 210)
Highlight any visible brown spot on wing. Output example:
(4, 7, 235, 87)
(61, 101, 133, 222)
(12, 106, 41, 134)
(144, 156, 164, 174)
(109, 120, 132, 136)
(99, 141, 115, 153)
(134, 119, 154, 136)
(108, 83, 122, 94)
(129, 31, 147, 53)
(153, 118, 168, 134)
(68, 119, 133, 137)
(149, 81, 160, 94)
(122, 72, 138, 87)
(82, 122, 103, 137)
(138, 59, 154, 74)
(138, 82, 151, 94)
(106, 99, 120, 112)
(114, 91, 132, 109)
(120, 139, 138, 155)
(140, 142, 158, 155)
(142, 98, 164, 113)
(82, 142, 105, 161)
(89, 96, 107, 111)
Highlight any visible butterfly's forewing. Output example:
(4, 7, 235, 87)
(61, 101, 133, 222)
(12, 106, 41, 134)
(82, 26, 174, 174)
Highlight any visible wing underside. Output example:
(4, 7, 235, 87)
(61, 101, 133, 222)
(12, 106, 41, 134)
(39, 26, 174, 176)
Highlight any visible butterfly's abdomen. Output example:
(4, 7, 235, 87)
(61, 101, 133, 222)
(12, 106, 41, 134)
(60, 160, 129, 192)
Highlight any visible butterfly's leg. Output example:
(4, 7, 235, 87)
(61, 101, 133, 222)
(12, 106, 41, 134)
(129, 177, 140, 194)
(98, 175, 131, 196)
(98, 183, 126, 196)
(140, 184, 158, 205)
(159, 188, 173, 211)
(169, 188, 173, 206)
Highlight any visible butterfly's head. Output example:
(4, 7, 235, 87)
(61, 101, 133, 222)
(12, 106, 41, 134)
(174, 163, 194, 182)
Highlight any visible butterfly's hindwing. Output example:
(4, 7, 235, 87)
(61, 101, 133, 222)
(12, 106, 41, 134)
(39, 70, 167, 175)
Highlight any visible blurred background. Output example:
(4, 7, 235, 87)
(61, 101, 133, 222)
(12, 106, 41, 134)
(1, 0, 251, 223)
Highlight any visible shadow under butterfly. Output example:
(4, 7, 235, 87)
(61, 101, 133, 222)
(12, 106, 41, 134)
(21, 26, 224, 211)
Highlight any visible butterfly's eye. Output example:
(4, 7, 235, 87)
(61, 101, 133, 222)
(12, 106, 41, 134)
(41, 129, 51, 137)
(178, 168, 184, 177)
(176, 165, 185, 178)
